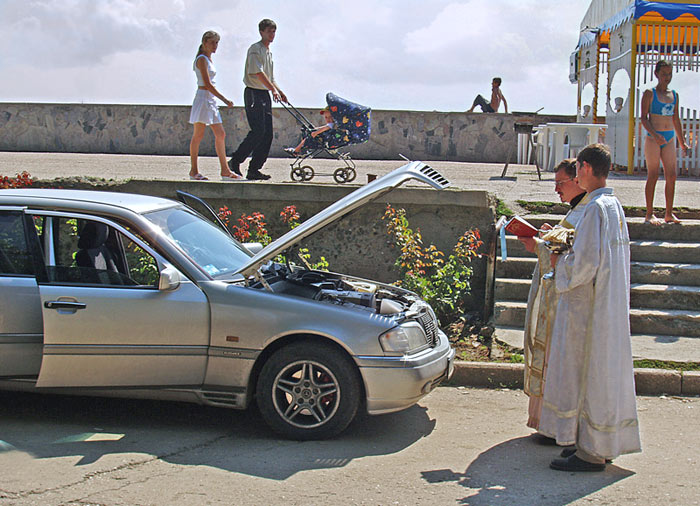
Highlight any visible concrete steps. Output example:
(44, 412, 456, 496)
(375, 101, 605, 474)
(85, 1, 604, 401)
(501, 236, 700, 265)
(491, 215, 700, 363)
(494, 301, 700, 337)
(496, 280, 700, 311)
(630, 262, 700, 286)
(493, 325, 700, 363)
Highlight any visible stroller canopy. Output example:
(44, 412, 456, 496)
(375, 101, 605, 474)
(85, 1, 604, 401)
(326, 93, 371, 146)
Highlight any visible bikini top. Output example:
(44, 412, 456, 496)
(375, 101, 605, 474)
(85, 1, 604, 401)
(650, 88, 676, 116)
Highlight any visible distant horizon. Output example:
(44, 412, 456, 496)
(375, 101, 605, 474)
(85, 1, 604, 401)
(1, 0, 593, 116)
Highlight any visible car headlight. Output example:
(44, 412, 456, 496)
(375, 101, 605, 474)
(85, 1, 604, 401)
(379, 323, 429, 354)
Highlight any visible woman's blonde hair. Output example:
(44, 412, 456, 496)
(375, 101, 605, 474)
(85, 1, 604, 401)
(196, 30, 220, 58)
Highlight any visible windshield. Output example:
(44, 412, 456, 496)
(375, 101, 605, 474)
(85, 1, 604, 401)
(144, 206, 252, 278)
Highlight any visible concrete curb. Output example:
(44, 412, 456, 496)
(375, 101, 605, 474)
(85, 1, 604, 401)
(448, 361, 700, 396)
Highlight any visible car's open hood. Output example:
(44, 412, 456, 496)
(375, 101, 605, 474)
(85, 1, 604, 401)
(235, 161, 451, 278)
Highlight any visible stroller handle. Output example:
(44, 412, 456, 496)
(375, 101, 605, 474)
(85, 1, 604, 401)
(280, 101, 317, 130)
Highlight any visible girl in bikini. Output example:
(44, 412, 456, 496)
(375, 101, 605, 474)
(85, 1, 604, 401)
(640, 60, 690, 224)
(188, 31, 242, 181)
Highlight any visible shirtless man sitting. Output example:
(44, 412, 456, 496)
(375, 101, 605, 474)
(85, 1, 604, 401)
(467, 77, 508, 113)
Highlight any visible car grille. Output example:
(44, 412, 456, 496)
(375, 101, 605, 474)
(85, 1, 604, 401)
(418, 310, 438, 347)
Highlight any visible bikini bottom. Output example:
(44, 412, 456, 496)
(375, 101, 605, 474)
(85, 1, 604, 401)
(647, 129, 675, 146)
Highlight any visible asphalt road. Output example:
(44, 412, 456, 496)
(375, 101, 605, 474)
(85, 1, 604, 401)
(0, 387, 697, 505)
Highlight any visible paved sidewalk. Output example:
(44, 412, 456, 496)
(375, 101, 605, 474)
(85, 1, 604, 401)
(1, 152, 699, 213)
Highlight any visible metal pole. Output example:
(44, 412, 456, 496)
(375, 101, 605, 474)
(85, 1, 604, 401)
(593, 37, 601, 123)
(627, 20, 638, 175)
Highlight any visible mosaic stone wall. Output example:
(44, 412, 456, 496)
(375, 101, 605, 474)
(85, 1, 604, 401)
(0, 102, 572, 162)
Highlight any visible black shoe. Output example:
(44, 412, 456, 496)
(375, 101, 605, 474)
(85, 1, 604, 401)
(550, 454, 606, 472)
(560, 447, 612, 463)
(560, 446, 576, 458)
(532, 433, 558, 446)
(247, 170, 271, 181)
(227, 159, 242, 176)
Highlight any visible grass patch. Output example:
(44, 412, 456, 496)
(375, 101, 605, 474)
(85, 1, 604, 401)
(513, 200, 699, 219)
(495, 199, 514, 217)
(515, 200, 572, 215)
(516, 200, 556, 208)
(622, 205, 699, 219)
(509, 353, 524, 364)
(633, 359, 700, 372)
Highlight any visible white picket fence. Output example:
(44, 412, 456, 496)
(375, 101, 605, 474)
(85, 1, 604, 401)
(679, 108, 700, 176)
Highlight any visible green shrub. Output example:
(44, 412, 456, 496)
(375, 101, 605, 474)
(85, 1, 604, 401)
(382, 205, 482, 326)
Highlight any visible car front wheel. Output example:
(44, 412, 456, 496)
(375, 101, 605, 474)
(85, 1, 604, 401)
(256, 341, 361, 440)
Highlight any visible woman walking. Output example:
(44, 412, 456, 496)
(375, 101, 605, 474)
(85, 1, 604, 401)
(189, 30, 242, 181)
(640, 60, 689, 224)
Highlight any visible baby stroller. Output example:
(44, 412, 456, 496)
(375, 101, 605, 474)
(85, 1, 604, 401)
(281, 92, 371, 184)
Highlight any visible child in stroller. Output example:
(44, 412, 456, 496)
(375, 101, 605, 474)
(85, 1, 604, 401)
(281, 93, 371, 184)
(285, 107, 335, 156)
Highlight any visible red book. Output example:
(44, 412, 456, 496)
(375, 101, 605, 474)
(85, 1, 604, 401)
(504, 216, 539, 237)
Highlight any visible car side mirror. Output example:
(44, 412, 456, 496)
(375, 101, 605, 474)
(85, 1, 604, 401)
(244, 242, 263, 254)
(158, 266, 181, 291)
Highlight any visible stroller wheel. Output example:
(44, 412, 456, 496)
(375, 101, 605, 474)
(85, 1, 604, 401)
(291, 165, 315, 182)
(333, 167, 354, 184)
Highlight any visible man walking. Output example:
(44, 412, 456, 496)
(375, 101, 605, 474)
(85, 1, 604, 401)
(541, 144, 641, 472)
(228, 19, 287, 180)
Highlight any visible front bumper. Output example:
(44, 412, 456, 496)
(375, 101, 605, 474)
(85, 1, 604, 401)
(356, 330, 455, 415)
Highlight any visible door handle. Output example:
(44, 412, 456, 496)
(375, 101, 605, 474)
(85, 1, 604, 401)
(44, 301, 87, 310)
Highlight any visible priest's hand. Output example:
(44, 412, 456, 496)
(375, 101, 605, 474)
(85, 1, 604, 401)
(539, 223, 553, 236)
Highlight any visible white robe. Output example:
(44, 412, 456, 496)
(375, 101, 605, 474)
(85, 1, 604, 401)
(524, 198, 588, 429)
(539, 187, 641, 459)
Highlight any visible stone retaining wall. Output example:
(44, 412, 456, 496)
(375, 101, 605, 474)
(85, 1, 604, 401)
(1, 102, 573, 163)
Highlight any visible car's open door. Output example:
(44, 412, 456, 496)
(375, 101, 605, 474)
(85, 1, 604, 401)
(32, 212, 210, 388)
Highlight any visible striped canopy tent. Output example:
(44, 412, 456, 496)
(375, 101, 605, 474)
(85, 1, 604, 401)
(570, 0, 700, 174)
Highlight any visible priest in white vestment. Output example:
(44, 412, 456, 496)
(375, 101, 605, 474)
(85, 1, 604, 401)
(541, 144, 641, 472)
(520, 160, 587, 438)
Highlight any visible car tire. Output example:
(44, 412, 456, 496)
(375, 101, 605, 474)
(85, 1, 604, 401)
(256, 341, 361, 440)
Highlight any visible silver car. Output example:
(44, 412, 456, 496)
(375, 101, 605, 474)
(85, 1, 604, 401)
(0, 161, 455, 439)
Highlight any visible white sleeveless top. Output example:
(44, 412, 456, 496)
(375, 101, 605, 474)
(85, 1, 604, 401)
(193, 54, 215, 86)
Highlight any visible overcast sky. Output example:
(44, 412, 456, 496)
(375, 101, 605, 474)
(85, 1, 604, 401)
(0, 0, 593, 114)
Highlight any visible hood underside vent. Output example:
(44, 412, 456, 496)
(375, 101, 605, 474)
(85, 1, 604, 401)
(417, 164, 451, 190)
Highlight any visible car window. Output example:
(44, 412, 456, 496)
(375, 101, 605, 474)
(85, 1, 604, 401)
(0, 212, 34, 276)
(36, 215, 159, 287)
(144, 206, 251, 278)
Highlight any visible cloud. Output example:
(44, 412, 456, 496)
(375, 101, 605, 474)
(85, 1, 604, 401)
(1, 0, 184, 67)
(0, 0, 593, 113)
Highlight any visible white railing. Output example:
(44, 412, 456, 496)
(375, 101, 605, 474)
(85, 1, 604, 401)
(679, 107, 700, 176)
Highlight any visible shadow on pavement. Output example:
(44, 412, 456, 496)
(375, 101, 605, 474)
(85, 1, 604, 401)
(421, 435, 634, 505)
(0, 390, 435, 479)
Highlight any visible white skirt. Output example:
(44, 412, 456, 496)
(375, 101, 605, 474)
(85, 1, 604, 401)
(189, 89, 222, 125)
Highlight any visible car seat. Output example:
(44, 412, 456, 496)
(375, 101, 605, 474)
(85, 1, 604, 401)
(76, 221, 120, 282)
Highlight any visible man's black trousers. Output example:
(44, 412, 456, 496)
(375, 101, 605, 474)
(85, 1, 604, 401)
(229, 87, 273, 173)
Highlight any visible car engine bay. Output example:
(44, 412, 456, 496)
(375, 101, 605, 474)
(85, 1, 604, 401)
(252, 262, 419, 316)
